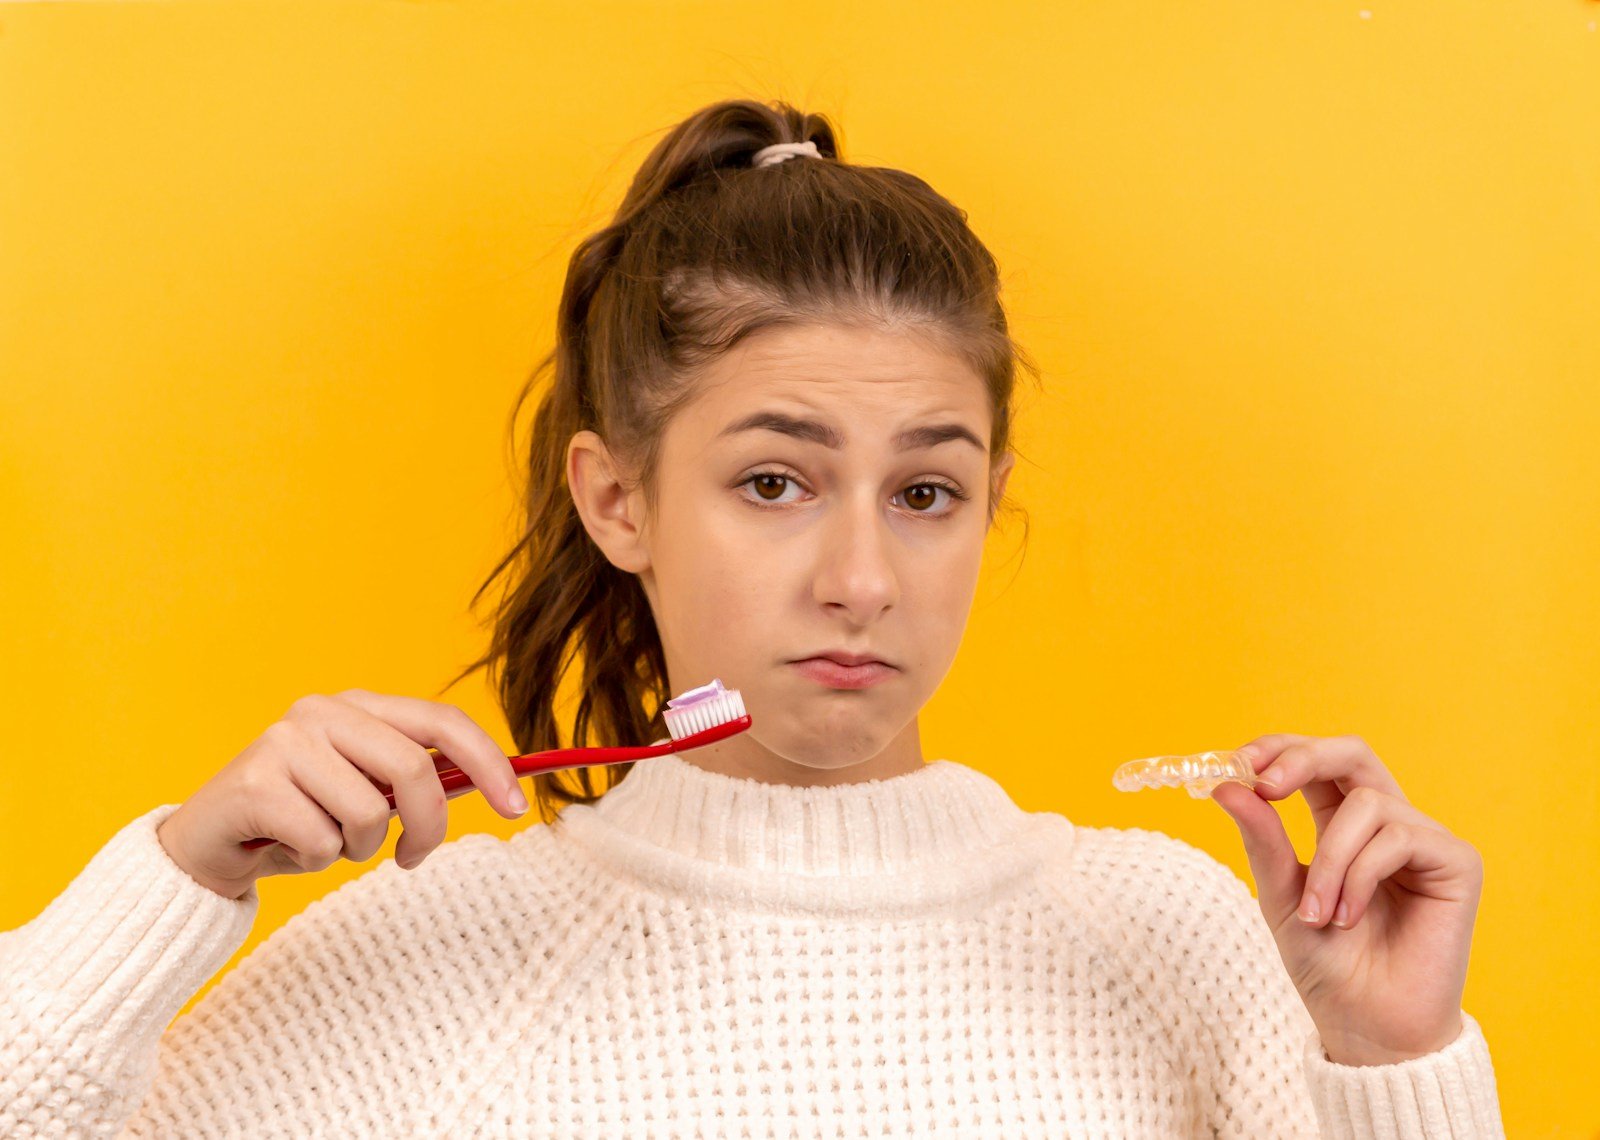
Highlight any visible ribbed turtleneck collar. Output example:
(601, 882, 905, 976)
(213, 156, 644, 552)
(545, 753, 1074, 917)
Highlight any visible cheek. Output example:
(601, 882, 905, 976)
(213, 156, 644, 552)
(916, 560, 981, 629)
(909, 535, 986, 630)
(652, 506, 784, 627)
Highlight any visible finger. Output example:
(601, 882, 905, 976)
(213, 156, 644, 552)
(1208, 780, 1308, 925)
(296, 699, 449, 869)
(1296, 785, 1448, 928)
(333, 689, 527, 820)
(1330, 821, 1476, 930)
(285, 735, 399, 864)
(1236, 734, 1409, 830)
(266, 779, 349, 874)
(1234, 732, 1316, 786)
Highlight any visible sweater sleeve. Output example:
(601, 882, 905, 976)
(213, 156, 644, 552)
(1155, 831, 1506, 1139)
(0, 803, 260, 1138)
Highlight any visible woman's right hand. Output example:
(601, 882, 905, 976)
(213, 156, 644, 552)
(155, 690, 531, 900)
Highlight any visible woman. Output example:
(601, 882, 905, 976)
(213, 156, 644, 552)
(0, 99, 1503, 1137)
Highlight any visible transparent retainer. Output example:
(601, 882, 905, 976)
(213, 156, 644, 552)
(1111, 749, 1261, 799)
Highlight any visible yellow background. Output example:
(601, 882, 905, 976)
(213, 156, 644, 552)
(3, 1, 1596, 1134)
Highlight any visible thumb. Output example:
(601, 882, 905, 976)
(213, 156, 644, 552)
(1208, 780, 1305, 926)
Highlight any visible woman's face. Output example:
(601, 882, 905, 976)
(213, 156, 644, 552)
(568, 320, 1014, 786)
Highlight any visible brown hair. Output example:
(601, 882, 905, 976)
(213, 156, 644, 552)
(438, 98, 1039, 824)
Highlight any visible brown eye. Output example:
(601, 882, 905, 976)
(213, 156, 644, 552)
(737, 471, 966, 517)
(753, 473, 788, 501)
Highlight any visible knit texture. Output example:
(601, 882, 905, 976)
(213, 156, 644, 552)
(1, 754, 1505, 1138)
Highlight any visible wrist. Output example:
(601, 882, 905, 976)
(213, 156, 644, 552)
(157, 813, 252, 901)
(1320, 1012, 1465, 1067)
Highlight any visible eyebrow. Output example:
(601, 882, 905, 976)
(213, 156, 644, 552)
(715, 410, 986, 453)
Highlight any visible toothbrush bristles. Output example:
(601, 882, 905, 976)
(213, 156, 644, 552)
(661, 688, 748, 740)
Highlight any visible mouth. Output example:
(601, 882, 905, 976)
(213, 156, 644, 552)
(788, 650, 896, 669)
(787, 655, 898, 690)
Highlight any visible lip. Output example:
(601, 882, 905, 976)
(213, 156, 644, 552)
(789, 657, 897, 690)
(792, 650, 894, 668)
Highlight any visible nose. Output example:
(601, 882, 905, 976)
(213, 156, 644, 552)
(809, 487, 901, 622)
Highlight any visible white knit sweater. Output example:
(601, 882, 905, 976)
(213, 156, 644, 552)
(1, 754, 1504, 1138)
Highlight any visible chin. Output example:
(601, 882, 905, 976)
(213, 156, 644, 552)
(751, 714, 899, 767)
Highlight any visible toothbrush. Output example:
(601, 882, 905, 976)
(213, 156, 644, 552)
(1111, 749, 1265, 800)
(240, 678, 750, 850)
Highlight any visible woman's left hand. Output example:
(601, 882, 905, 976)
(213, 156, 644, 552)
(1208, 733, 1483, 1066)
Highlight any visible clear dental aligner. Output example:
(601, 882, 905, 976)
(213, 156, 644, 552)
(1112, 750, 1263, 799)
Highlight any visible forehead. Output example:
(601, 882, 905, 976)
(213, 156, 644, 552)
(683, 322, 990, 433)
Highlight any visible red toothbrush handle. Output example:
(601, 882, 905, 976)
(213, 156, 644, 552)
(239, 713, 751, 851)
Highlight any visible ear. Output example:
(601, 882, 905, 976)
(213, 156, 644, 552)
(991, 450, 1016, 501)
(987, 451, 1016, 527)
(566, 430, 652, 574)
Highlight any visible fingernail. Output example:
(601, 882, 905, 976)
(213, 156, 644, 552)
(1299, 896, 1319, 923)
(508, 785, 529, 815)
(399, 853, 421, 870)
(1333, 900, 1350, 927)
(1257, 768, 1281, 788)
